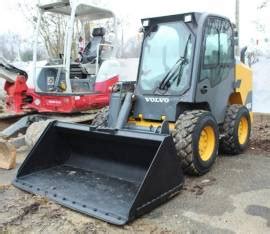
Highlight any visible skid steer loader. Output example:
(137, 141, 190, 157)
(13, 12, 252, 225)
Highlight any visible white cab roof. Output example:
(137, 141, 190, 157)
(39, 0, 114, 20)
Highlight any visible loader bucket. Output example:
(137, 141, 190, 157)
(13, 121, 184, 225)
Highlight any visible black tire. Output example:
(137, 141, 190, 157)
(91, 106, 109, 127)
(172, 110, 219, 176)
(220, 104, 251, 155)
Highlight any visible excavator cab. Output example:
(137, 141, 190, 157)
(14, 12, 252, 225)
(33, 0, 119, 94)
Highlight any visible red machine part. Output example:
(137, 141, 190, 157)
(4, 76, 29, 114)
(4, 75, 119, 114)
(26, 75, 119, 113)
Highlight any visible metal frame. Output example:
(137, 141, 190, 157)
(33, 0, 117, 93)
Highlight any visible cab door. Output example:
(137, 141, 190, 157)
(196, 17, 235, 123)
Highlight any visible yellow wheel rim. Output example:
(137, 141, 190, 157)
(238, 116, 249, 145)
(198, 126, 216, 161)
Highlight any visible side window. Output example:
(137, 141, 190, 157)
(220, 21, 234, 64)
(200, 18, 234, 87)
(204, 28, 219, 66)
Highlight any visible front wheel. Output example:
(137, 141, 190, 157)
(172, 110, 219, 176)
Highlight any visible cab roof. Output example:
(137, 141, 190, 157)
(39, 0, 114, 20)
(141, 12, 231, 27)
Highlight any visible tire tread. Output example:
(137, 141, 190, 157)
(173, 110, 207, 176)
(220, 104, 250, 154)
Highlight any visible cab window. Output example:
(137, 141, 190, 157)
(200, 17, 234, 87)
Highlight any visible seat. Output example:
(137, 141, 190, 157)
(81, 27, 106, 64)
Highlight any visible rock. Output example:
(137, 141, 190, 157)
(0, 139, 16, 170)
(201, 179, 211, 184)
(25, 120, 52, 147)
(17, 145, 30, 153)
(8, 135, 26, 149)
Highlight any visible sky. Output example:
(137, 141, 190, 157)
(107, 0, 268, 46)
(0, 0, 268, 46)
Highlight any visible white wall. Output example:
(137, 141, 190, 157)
(252, 57, 270, 113)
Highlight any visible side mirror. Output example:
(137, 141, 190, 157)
(240, 46, 248, 64)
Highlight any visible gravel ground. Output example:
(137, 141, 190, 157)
(250, 115, 270, 153)
(0, 117, 269, 233)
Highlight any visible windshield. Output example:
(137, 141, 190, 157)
(138, 21, 193, 95)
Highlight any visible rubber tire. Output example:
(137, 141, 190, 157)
(220, 104, 251, 155)
(91, 106, 109, 127)
(172, 110, 219, 176)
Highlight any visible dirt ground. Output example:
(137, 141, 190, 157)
(250, 115, 270, 153)
(0, 115, 270, 233)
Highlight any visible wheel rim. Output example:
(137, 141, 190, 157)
(198, 126, 215, 161)
(238, 116, 249, 145)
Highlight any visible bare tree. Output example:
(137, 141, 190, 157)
(0, 32, 21, 61)
(18, 0, 80, 59)
(255, 0, 269, 33)
(258, 0, 269, 9)
(16, 0, 138, 60)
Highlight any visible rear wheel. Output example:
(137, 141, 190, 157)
(220, 104, 251, 154)
(172, 110, 219, 176)
(91, 106, 109, 127)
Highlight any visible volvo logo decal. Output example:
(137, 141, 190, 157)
(145, 97, 170, 103)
